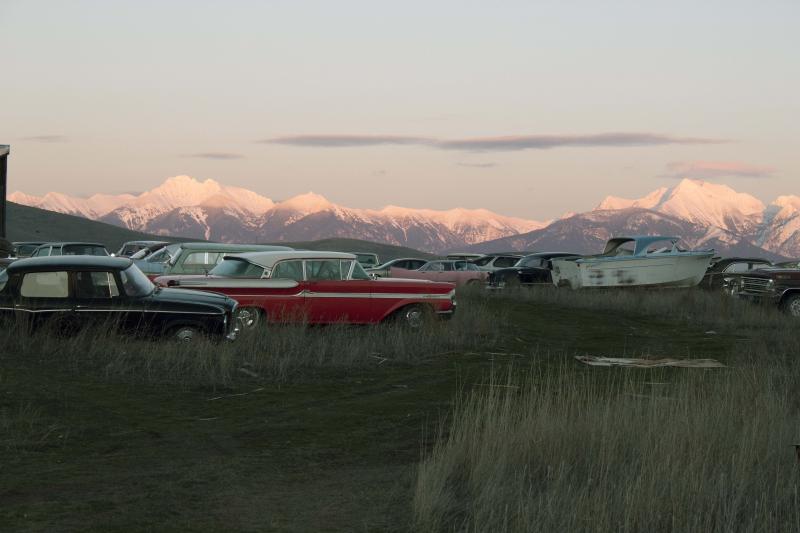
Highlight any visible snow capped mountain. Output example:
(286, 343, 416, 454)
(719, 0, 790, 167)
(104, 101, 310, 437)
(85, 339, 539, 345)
(10, 175, 799, 257)
(10, 176, 544, 252)
(472, 178, 799, 259)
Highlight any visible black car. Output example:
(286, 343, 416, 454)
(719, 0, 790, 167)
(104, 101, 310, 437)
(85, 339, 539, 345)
(487, 252, 580, 288)
(732, 267, 800, 317)
(699, 257, 773, 291)
(0, 256, 239, 341)
(31, 242, 110, 257)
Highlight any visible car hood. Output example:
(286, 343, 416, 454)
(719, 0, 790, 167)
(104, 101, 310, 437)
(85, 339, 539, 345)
(148, 287, 237, 311)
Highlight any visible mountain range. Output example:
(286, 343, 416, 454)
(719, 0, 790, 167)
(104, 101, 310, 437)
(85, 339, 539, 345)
(10, 176, 800, 259)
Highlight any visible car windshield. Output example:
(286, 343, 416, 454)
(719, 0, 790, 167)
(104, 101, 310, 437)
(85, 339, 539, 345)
(119, 265, 155, 297)
(519, 256, 542, 267)
(16, 244, 39, 256)
(210, 258, 265, 277)
(0, 269, 7, 291)
(351, 262, 370, 280)
(146, 244, 179, 263)
(355, 254, 378, 267)
(472, 256, 493, 266)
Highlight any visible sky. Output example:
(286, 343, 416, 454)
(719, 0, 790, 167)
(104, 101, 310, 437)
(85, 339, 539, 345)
(1, 0, 798, 221)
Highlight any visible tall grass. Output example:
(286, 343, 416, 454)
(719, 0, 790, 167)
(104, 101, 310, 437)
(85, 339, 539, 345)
(492, 285, 789, 330)
(0, 295, 504, 388)
(414, 361, 800, 532)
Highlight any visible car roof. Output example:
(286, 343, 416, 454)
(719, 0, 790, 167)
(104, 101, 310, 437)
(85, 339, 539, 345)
(121, 240, 170, 246)
(224, 250, 357, 269)
(13, 241, 47, 245)
(35, 242, 107, 247)
(7, 256, 133, 273)
(178, 242, 292, 251)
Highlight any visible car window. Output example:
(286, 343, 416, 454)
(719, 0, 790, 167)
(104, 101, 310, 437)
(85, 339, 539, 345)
(494, 256, 519, 268)
(210, 259, 266, 278)
(63, 244, 108, 256)
(75, 271, 120, 299)
(466, 263, 480, 271)
(146, 247, 172, 263)
(17, 244, 38, 257)
(0, 269, 8, 292)
(424, 262, 444, 272)
(271, 260, 304, 281)
(306, 260, 344, 281)
(454, 261, 470, 271)
(520, 257, 542, 268)
(32, 247, 50, 257)
(119, 266, 155, 297)
(351, 262, 370, 280)
(339, 260, 354, 278)
(20, 271, 69, 298)
(183, 251, 225, 266)
(473, 257, 492, 266)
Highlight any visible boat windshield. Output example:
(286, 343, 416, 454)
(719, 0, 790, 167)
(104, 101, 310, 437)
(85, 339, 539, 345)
(119, 265, 155, 297)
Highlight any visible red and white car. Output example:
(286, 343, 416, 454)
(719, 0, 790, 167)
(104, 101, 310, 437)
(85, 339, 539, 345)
(153, 251, 456, 328)
(390, 260, 488, 287)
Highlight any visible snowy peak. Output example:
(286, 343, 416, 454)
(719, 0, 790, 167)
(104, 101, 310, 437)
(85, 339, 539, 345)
(275, 192, 334, 215)
(596, 179, 765, 231)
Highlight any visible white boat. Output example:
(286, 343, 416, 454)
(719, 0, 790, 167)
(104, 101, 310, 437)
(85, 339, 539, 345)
(550, 236, 714, 289)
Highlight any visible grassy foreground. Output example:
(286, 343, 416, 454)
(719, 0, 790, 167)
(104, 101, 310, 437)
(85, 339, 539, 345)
(2, 287, 799, 531)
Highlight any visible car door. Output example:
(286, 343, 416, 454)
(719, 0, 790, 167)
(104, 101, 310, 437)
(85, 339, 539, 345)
(72, 270, 129, 332)
(304, 259, 372, 323)
(267, 260, 307, 322)
(15, 270, 74, 331)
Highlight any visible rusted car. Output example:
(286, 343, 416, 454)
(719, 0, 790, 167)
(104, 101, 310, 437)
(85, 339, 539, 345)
(699, 257, 773, 291)
(390, 260, 488, 287)
(154, 251, 456, 328)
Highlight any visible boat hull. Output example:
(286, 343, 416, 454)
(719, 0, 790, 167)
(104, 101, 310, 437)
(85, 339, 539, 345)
(551, 253, 713, 289)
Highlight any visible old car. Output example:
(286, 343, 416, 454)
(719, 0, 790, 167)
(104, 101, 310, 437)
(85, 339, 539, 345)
(699, 257, 773, 291)
(367, 257, 429, 278)
(12, 241, 46, 258)
(470, 253, 524, 272)
(0, 256, 240, 341)
(487, 252, 581, 289)
(153, 251, 456, 328)
(117, 240, 170, 257)
(731, 267, 800, 317)
(30, 242, 110, 257)
(390, 260, 488, 287)
(135, 242, 293, 277)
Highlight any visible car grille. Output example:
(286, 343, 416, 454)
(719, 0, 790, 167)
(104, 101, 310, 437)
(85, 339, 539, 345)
(740, 277, 772, 294)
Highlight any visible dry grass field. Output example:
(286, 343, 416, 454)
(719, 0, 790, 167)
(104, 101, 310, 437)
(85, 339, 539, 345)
(2, 287, 798, 531)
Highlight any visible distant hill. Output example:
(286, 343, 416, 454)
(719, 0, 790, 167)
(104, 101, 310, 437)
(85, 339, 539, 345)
(273, 238, 437, 262)
(6, 202, 188, 252)
(6, 202, 434, 261)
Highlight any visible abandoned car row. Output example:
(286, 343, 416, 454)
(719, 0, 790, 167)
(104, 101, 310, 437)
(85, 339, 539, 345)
(2, 235, 799, 341)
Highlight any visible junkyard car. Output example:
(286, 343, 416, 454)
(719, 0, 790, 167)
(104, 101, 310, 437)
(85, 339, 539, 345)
(0, 256, 239, 341)
(470, 253, 524, 272)
(154, 251, 456, 328)
(31, 242, 110, 257)
(135, 242, 293, 277)
(699, 257, 773, 291)
(117, 240, 170, 257)
(731, 267, 800, 317)
(390, 260, 488, 287)
(367, 257, 429, 278)
(487, 252, 581, 289)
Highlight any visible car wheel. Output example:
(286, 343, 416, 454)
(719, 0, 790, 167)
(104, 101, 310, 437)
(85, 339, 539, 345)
(235, 307, 262, 330)
(172, 325, 201, 343)
(396, 304, 431, 329)
(782, 294, 800, 317)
